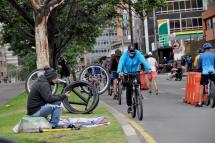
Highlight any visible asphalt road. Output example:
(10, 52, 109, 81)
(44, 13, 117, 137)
(0, 82, 25, 106)
(100, 74, 215, 143)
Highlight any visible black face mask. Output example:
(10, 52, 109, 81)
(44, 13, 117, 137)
(49, 81, 55, 85)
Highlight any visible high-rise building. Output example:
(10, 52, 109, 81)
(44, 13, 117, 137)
(137, 0, 209, 61)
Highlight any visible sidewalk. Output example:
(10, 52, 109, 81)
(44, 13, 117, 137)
(100, 101, 142, 143)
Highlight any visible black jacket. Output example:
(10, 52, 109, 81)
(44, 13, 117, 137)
(27, 75, 65, 115)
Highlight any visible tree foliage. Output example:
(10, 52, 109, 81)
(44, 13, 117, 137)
(0, 0, 166, 69)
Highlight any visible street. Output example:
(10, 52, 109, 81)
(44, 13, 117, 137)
(100, 74, 215, 143)
(0, 83, 24, 106)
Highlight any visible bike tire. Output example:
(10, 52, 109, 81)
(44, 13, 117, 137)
(25, 68, 58, 95)
(209, 81, 215, 108)
(131, 96, 136, 118)
(79, 65, 110, 95)
(62, 81, 99, 114)
(118, 80, 122, 105)
(135, 87, 143, 120)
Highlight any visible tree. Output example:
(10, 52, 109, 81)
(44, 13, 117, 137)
(0, 0, 166, 69)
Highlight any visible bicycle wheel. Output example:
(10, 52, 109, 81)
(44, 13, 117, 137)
(131, 95, 136, 118)
(25, 68, 58, 95)
(118, 80, 122, 105)
(135, 88, 143, 120)
(209, 81, 215, 108)
(79, 65, 110, 95)
(62, 81, 99, 114)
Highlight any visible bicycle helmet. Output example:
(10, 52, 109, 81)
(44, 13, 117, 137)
(115, 49, 122, 56)
(203, 43, 213, 49)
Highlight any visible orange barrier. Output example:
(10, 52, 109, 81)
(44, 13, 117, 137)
(184, 72, 201, 105)
(140, 71, 149, 90)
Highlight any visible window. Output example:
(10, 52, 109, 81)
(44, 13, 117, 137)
(191, 0, 197, 8)
(168, 3, 174, 11)
(174, 2, 179, 11)
(197, 0, 203, 8)
(206, 19, 212, 30)
(198, 18, 202, 27)
(185, 0, 191, 9)
(186, 19, 192, 28)
(179, 1, 185, 10)
(192, 18, 198, 27)
(170, 20, 174, 29)
(182, 19, 187, 29)
(213, 17, 215, 28)
(175, 20, 180, 29)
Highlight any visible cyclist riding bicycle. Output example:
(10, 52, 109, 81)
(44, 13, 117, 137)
(110, 49, 122, 100)
(197, 42, 215, 107)
(117, 45, 151, 112)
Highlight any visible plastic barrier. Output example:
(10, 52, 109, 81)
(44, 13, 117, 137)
(184, 72, 201, 105)
(140, 71, 149, 90)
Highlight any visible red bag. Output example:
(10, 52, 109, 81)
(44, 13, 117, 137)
(140, 71, 149, 90)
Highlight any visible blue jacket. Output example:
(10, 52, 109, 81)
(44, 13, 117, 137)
(198, 51, 215, 75)
(117, 50, 151, 73)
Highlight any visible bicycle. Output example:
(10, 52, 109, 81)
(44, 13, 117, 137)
(25, 68, 99, 114)
(123, 72, 143, 120)
(203, 73, 215, 108)
(117, 77, 123, 105)
(79, 65, 110, 95)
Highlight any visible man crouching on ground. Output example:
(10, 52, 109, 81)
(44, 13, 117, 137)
(27, 68, 68, 128)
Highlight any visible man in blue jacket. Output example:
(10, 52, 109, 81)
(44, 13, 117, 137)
(197, 42, 215, 107)
(117, 45, 151, 112)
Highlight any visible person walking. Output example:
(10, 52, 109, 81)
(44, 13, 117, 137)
(146, 52, 158, 95)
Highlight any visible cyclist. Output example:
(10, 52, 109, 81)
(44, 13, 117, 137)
(117, 45, 151, 112)
(197, 42, 215, 107)
(110, 49, 122, 100)
(193, 48, 202, 69)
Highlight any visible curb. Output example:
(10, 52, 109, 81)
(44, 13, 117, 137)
(100, 101, 141, 143)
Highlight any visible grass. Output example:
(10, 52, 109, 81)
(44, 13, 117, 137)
(0, 92, 127, 143)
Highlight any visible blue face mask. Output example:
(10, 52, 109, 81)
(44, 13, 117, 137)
(129, 50, 135, 58)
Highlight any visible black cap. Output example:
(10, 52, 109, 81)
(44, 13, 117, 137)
(44, 68, 57, 81)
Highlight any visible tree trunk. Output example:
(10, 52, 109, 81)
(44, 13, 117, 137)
(35, 14, 50, 68)
(29, 0, 64, 68)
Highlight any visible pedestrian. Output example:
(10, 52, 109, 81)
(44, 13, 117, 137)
(186, 55, 193, 71)
(27, 68, 69, 128)
(146, 52, 158, 95)
(193, 49, 202, 69)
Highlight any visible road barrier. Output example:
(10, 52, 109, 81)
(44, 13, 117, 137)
(184, 72, 201, 105)
(140, 71, 149, 90)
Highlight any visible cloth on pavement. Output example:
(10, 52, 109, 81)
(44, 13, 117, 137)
(58, 116, 110, 128)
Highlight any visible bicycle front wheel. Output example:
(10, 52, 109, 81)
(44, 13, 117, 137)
(25, 68, 58, 95)
(135, 87, 143, 120)
(62, 81, 99, 114)
(79, 65, 110, 95)
(118, 80, 122, 105)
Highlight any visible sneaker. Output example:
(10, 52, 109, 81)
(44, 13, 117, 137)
(195, 103, 203, 107)
(113, 96, 118, 100)
(127, 106, 132, 113)
(156, 90, 158, 95)
(149, 91, 152, 94)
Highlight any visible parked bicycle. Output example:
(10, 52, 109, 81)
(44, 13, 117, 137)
(25, 67, 99, 114)
(123, 72, 143, 120)
(79, 65, 110, 95)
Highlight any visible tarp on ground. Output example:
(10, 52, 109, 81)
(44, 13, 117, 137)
(13, 116, 51, 133)
(59, 116, 110, 128)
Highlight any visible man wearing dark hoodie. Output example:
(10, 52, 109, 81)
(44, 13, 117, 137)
(27, 68, 68, 128)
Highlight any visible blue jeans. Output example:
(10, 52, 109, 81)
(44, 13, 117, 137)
(31, 104, 63, 128)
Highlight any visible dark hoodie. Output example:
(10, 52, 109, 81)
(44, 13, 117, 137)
(27, 75, 65, 115)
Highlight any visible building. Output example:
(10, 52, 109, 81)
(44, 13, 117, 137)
(202, 0, 215, 45)
(4, 44, 19, 67)
(0, 48, 7, 81)
(137, 0, 209, 62)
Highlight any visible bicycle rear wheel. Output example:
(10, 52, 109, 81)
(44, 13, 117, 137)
(62, 81, 99, 114)
(209, 81, 215, 108)
(79, 65, 110, 95)
(25, 68, 58, 95)
(118, 80, 122, 105)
